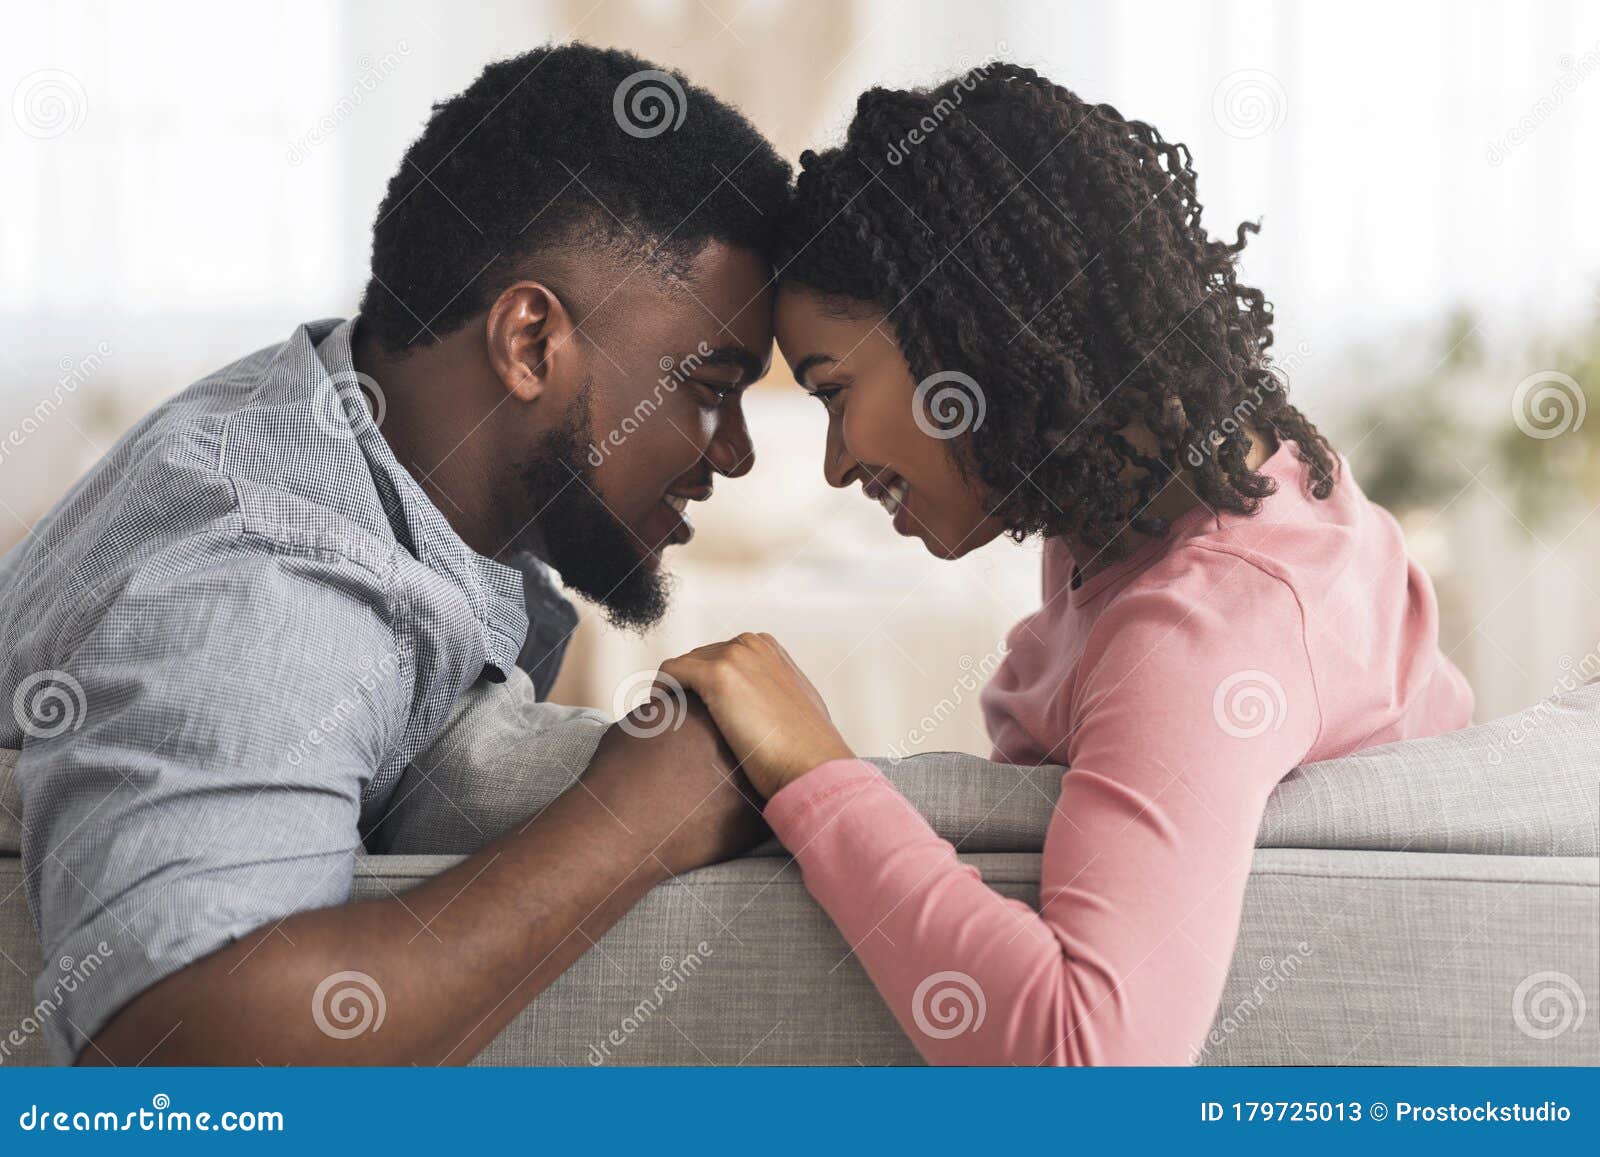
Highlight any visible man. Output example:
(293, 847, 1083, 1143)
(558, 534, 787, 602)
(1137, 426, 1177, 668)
(0, 43, 790, 1064)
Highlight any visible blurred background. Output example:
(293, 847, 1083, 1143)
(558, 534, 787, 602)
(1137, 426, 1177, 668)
(4, 0, 1599, 757)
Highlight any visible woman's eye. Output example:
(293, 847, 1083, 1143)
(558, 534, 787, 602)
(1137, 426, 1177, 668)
(810, 386, 844, 412)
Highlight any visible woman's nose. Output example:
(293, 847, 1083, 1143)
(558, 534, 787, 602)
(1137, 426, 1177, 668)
(822, 412, 855, 489)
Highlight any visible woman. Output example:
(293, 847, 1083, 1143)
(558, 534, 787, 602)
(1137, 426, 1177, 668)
(659, 64, 1473, 1065)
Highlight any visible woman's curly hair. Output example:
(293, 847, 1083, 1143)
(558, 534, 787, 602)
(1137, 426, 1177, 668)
(776, 62, 1337, 555)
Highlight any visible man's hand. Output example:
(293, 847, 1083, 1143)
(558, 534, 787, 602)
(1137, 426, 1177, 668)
(658, 632, 855, 799)
(581, 693, 770, 875)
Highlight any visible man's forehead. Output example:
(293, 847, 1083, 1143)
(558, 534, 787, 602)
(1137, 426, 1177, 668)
(675, 241, 775, 320)
(585, 239, 767, 307)
(573, 237, 774, 372)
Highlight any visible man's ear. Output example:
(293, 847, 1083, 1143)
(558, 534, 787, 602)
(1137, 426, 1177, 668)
(484, 281, 576, 404)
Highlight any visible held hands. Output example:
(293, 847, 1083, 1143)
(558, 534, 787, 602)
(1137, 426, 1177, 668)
(582, 692, 770, 875)
(658, 633, 854, 800)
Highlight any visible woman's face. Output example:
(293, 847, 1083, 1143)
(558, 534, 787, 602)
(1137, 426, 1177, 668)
(775, 284, 1008, 559)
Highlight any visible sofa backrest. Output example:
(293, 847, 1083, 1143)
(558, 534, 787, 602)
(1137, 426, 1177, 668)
(3, 680, 1598, 861)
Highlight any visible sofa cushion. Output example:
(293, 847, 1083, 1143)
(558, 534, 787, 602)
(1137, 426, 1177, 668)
(365, 672, 1600, 858)
(362, 673, 611, 856)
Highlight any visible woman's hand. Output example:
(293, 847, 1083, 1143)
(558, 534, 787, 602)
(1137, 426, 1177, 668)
(658, 633, 854, 800)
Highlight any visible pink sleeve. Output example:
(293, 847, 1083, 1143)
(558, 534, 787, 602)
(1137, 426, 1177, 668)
(763, 562, 1321, 1065)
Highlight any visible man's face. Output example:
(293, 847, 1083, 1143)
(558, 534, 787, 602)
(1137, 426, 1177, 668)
(518, 242, 774, 629)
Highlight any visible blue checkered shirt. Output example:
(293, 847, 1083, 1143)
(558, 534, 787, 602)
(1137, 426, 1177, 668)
(0, 317, 580, 1062)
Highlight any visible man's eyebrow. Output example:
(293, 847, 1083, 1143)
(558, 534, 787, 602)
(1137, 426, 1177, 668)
(792, 353, 837, 385)
(694, 345, 766, 384)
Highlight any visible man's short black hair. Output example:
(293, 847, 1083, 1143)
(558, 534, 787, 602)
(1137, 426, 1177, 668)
(359, 42, 791, 354)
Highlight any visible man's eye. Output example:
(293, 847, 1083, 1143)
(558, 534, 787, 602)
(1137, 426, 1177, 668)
(692, 380, 735, 405)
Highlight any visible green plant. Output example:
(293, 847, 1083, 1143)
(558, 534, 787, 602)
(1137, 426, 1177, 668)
(1340, 305, 1597, 528)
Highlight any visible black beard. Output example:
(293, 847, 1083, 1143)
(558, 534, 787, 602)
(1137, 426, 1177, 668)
(514, 389, 671, 632)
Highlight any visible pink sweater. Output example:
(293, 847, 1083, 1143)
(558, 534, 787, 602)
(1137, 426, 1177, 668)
(764, 444, 1473, 1065)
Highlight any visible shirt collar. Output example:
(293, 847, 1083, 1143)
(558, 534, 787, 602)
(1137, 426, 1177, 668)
(311, 317, 530, 680)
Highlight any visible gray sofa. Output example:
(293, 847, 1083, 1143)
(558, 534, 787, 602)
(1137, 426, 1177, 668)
(2, 677, 1597, 1066)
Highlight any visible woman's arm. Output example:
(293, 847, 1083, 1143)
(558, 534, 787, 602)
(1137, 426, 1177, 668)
(663, 571, 1319, 1064)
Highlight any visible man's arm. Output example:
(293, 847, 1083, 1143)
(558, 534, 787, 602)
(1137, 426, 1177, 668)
(82, 698, 764, 1065)
(16, 527, 760, 1066)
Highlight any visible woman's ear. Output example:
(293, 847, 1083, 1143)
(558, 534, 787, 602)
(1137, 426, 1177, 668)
(484, 281, 575, 403)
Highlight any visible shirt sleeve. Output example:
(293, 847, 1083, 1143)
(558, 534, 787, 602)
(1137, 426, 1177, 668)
(764, 557, 1321, 1065)
(15, 530, 405, 1063)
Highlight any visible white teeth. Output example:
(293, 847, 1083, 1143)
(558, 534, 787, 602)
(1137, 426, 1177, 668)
(664, 494, 692, 536)
(876, 478, 909, 517)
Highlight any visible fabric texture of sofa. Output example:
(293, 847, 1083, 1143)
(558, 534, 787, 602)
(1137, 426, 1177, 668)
(2, 675, 1596, 1066)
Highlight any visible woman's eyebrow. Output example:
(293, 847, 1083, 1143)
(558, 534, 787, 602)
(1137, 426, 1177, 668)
(792, 353, 838, 384)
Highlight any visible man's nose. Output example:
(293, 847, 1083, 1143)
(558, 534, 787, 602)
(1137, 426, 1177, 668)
(705, 402, 755, 478)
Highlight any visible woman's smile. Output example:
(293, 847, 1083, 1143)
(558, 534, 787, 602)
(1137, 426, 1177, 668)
(862, 470, 912, 531)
